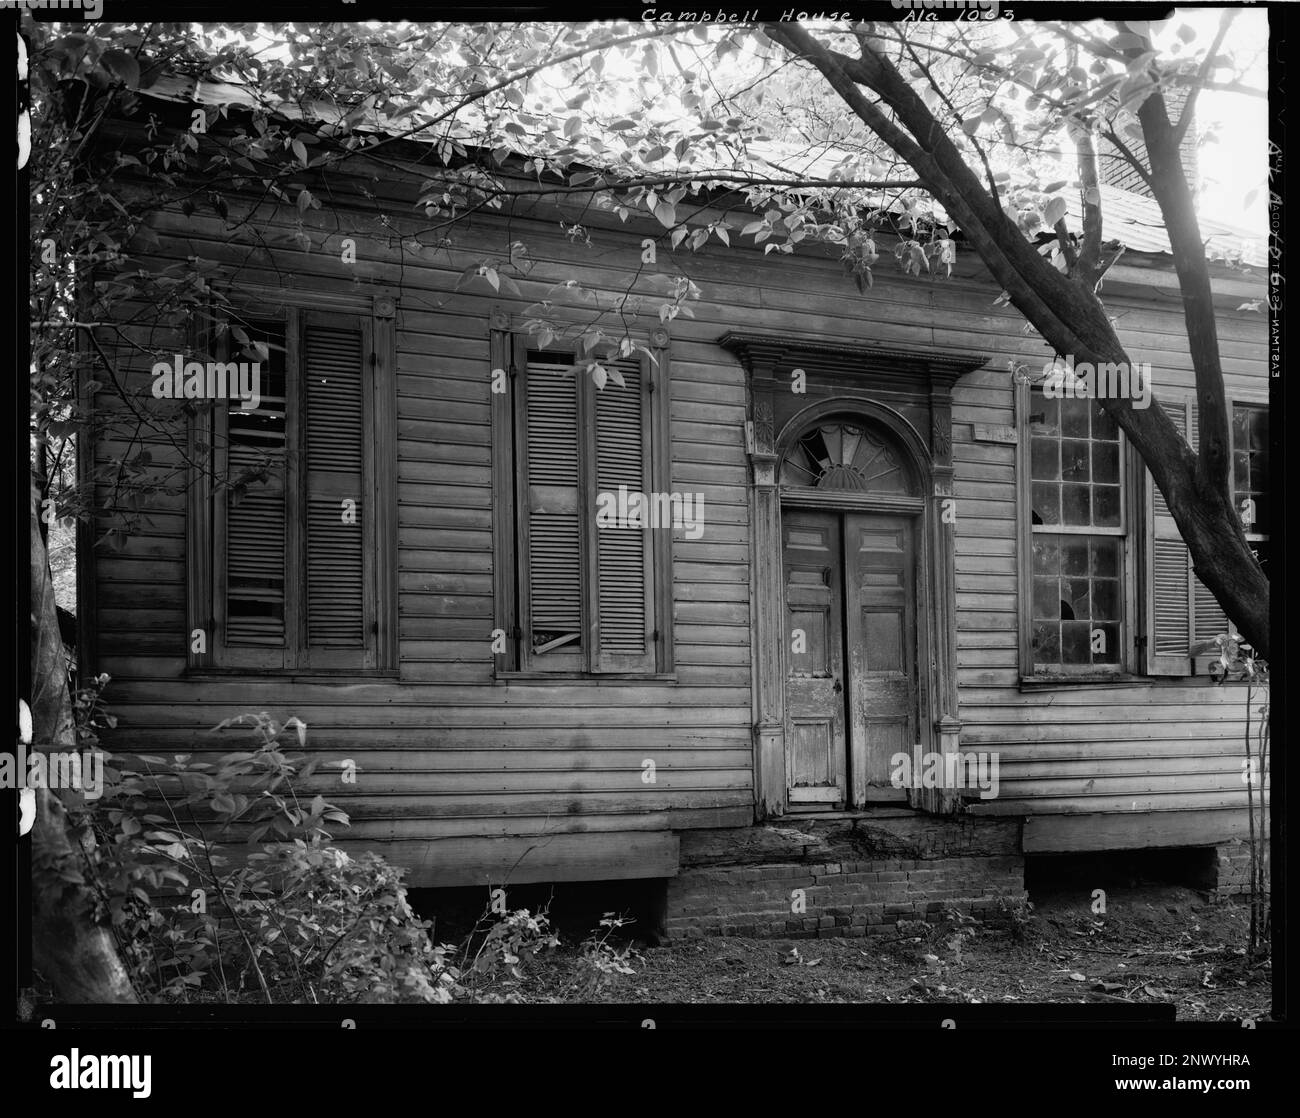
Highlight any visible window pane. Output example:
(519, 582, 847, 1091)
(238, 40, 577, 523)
(1061, 484, 1091, 526)
(1031, 438, 1059, 479)
(1091, 538, 1119, 578)
(1092, 440, 1119, 484)
(1033, 577, 1059, 619)
(1032, 482, 1060, 525)
(1092, 579, 1119, 619)
(1061, 440, 1090, 481)
(1032, 621, 1060, 663)
(1028, 398, 1059, 437)
(1061, 398, 1090, 438)
(1094, 485, 1121, 527)
(1062, 539, 1089, 577)
(1032, 538, 1061, 575)
(1094, 622, 1120, 663)
(1091, 401, 1119, 441)
(1061, 621, 1092, 663)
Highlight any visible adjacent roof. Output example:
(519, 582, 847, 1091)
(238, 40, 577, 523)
(134, 73, 1267, 268)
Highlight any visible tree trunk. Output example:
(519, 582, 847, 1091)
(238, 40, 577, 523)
(28, 484, 136, 1003)
(761, 22, 1270, 657)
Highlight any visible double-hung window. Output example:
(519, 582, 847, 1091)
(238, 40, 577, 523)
(490, 321, 673, 676)
(1023, 390, 1129, 675)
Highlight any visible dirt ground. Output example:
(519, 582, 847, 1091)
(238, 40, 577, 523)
(508, 885, 1271, 1020)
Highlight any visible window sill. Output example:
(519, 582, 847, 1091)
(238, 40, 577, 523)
(1019, 673, 1214, 691)
(184, 668, 399, 682)
(494, 671, 678, 683)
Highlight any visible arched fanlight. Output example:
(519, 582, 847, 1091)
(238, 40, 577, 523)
(780, 421, 914, 494)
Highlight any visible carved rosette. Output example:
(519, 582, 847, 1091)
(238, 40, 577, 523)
(752, 396, 775, 456)
(930, 404, 953, 466)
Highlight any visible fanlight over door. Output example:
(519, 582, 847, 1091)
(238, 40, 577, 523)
(780, 421, 917, 495)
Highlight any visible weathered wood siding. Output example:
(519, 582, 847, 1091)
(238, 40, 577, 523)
(90, 140, 1267, 875)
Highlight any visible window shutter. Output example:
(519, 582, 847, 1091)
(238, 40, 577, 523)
(226, 327, 287, 650)
(1144, 397, 1228, 675)
(521, 360, 584, 666)
(302, 318, 369, 658)
(591, 358, 655, 672)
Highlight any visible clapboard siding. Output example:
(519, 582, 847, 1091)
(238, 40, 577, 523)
(91, 155, 1267, 877)
(95, 193, 766, 883)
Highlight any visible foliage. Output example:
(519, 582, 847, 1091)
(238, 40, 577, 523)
(574, 912, 642, 1000)
(68, 711, 439, 1002)
(70, 670, 116, 749)
(59, 701, 579, 1004)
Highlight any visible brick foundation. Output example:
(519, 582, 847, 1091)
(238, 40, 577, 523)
(1212, 839, 1259, 899)
(665, 816, 1027, 939)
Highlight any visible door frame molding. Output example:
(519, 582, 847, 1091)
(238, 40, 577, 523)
(720, 332, 988, 819)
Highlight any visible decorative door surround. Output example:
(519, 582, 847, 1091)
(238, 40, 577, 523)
(719, 333, 988, 819)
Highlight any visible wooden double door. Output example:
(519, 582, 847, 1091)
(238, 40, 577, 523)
(782, 507, 919, 809)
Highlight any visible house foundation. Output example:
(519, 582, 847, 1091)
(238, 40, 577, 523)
(665, 811, 1027, 939)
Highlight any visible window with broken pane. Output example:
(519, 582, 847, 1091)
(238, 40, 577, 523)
(1027, 393, 1126, 672)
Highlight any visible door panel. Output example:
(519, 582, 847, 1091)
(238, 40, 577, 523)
(844, 513, 917, 805)
(782, 510, 846, 805)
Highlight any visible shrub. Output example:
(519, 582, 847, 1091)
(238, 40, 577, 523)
(74, 708, 457, 1003)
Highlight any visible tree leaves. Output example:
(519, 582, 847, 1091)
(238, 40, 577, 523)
(99, 49, 140, 89)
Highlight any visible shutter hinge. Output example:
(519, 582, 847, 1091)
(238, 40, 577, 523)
(512, 625, 522, 641)
(652, 629, 660, 641)
(371, 352, 377, 369)
(1135, 635, 1148, 650)
(508, 361, 518, 378)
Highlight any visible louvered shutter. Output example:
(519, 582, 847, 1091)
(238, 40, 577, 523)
(1145, 397, 1229, 675)
(302, 317, 370, 664)
(226, 324, 288, 652)
(591, 359, 655, 672)
(521, 360, 584, 668)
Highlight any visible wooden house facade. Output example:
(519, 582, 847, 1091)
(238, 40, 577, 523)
(83, 84, 1270, 897)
